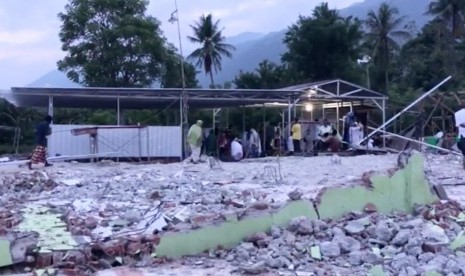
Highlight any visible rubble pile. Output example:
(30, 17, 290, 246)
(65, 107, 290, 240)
(180, 201, 465, 275)
(0, 154, 464, 274)
(0, 171, 57, 194)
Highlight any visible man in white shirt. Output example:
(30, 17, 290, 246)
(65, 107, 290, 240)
(314, 119, 334, 155)
(231, 138, 243, 161)
(455, 101, 465, 169)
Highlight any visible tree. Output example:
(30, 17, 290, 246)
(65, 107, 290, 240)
(234, 60, 292, 89)
(187, 14, 235, 87)
(427, 0, 465, 38)
(282, 3, 364, 82)
(365, 2, 410, 94)
(161, 45, 199, 88)
(58, 0, 167, 87)
(427, 0, 465, 76)
(393, 19, 465, 93)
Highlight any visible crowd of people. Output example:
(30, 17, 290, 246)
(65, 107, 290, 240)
(185, 116, 366, 163)
(186, 120, 262, 164)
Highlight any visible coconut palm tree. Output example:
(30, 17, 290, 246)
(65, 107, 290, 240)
(187, 14, 235, 87)
(427, 0, 465, 38)
(365, 2, 410, 94)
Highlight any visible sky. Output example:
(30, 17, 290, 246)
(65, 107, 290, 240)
(0, 0, 360, 89)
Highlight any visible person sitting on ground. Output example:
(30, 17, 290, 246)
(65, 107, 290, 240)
(327, 129, 342, 152)
(230, 138, 244, 161)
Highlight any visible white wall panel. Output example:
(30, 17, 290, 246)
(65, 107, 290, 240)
(48, 125, 182, 158)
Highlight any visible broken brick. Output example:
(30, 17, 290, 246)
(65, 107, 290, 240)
(245, 232, 268, 243)
(149, 191, 162, 200)
(364, 203, 377, 213)
(225, 199, 245, 208)
(142, 234, 160, 245)
(251, 202, 269, 211)
(84, 217, 98, 229)
(36, 252, 53, 267)
(189, 214, 220, 225)
(422, 243, 443, 254)
(126, 241, 142, 256)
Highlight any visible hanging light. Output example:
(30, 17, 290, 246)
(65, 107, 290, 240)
(305, 103, 313, 112)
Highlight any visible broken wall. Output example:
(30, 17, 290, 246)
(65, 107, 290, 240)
(156, 153, 439, 258)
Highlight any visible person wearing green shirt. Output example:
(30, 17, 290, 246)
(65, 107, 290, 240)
(186, 120, 203, 163)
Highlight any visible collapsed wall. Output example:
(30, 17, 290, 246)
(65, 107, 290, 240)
(155, 154, 439, 258)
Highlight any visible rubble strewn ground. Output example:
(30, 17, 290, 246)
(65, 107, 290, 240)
(0, 153, 465, 275)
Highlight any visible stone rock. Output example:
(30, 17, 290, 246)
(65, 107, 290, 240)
(335, 236, 361, 253)
(287, 217, 305, 232)
(418, 252, 435, 264)
(123, 209, 142, 223)
(400, 218, 424, 229)
(392, 253, 418, 270)
(398, 267, 418, 276)
(283, 232, 296, 245)
(332, 227, 346, 237)
(347, 251, 363, 266)
(288, 189, 303, 201)
(361, 251, 382, 265)
(320, 241, 341, 258)
(421, 223, 450, 244)
(241, 261, 267, 275)
(297, 219, 313, 235)
(266, 256, 286, 269)
(312, 220, 328, 232)
(422, 255, 448, 273)
(84, 217, 98, 229)
(392, 229, 411, 246)
(445, 259, 461, 274)
(381, 245, 399, 257)
(344, 220, 366, 235)
(374, 221, 394, 242)
(294, 242, 305, 252)
(235, 242, 256, 259)
(270, 226, 281, 239)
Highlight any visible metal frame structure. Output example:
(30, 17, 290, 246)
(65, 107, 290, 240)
(281, 79, 388, 141)
(70, 125, 150, 162)
(6, 79, 388, 158)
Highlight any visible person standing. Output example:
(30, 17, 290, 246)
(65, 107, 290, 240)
(248, 128, 262, 158)
(186, 120, 203, 164)
(455, 101, 465, 169)
(291, 118, 302, 154)
(27, 115, 53, 169)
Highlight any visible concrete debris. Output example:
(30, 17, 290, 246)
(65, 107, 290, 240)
(0, 153, 462, 274)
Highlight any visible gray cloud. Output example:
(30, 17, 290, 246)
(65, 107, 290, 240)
(0, 0, 357, 88)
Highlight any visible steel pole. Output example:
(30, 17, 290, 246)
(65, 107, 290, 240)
(367, 126, 460, 156)
(174, 0, 188, 159)
(358, 76, 452, 146)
